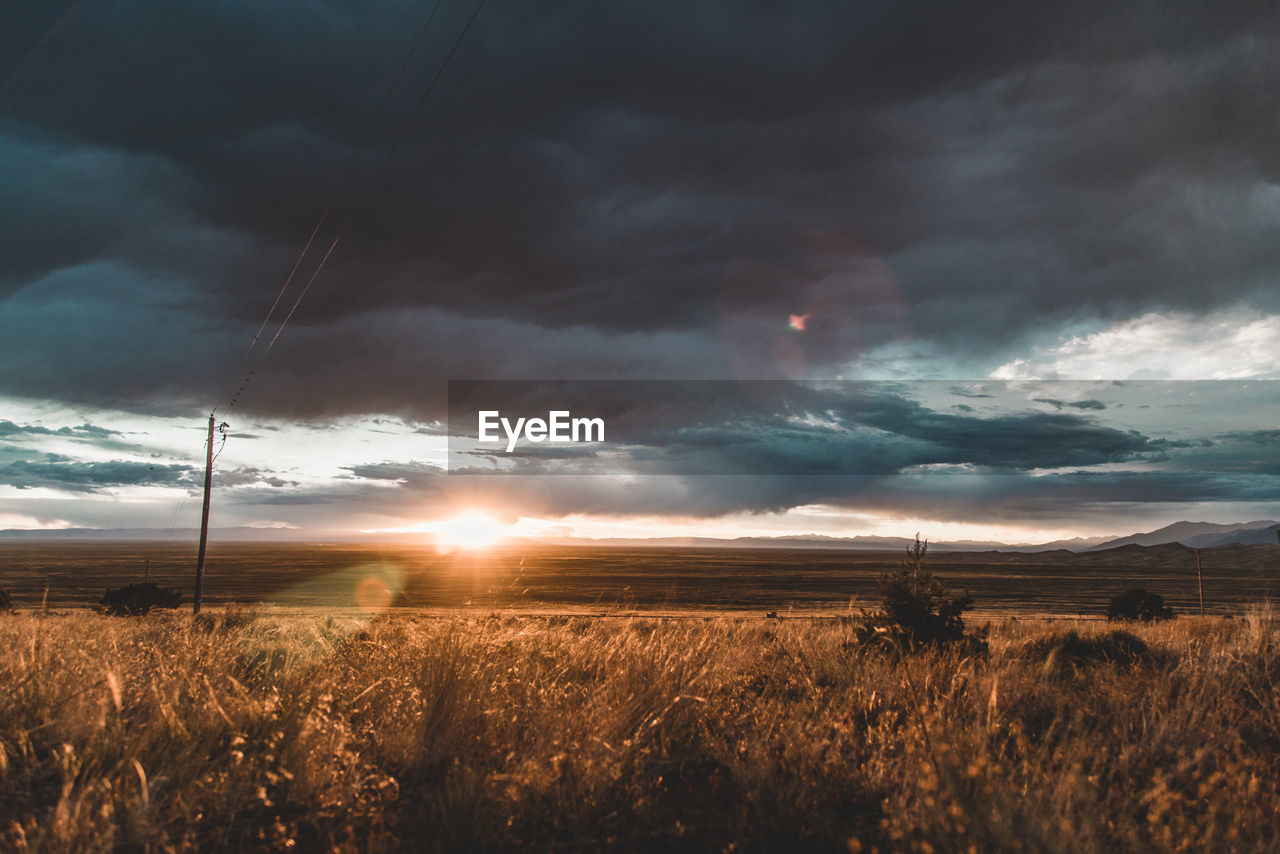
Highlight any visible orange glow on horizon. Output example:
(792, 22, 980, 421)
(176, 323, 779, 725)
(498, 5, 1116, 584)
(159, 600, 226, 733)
(434, 512, 510, 550)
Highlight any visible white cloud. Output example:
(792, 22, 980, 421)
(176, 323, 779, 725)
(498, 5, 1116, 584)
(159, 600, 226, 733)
(0, 513, 74, 530)
(991, 311, 1280, 380)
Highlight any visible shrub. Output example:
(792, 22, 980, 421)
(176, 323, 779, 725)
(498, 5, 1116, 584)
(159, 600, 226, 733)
(856, 535, 987, 653)
(1019, 629, 1153, 674)
(1107, 588, 1175, 622)
(0, 586, 11, 613)
(100, 582, 183, 616)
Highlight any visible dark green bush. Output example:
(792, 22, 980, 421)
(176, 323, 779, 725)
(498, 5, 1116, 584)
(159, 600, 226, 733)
(1106, 588, 1175, 622)
(1020, 629, 1153, 673)
(856, 535, 987, 654)
(100, 582, 183, 616)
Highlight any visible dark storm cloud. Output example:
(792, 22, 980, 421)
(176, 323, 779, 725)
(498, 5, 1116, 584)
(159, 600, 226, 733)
(418, 379, 1280, 517)
(447, 381, 1196, 474)
(0, 437, 295, 492)
(3, 1, 1279, 418)
(345, 461, 429, 482)
(0, 420, 120, 440)
(447, 409, 1174, 476)
(812, 390, 1142, 469)
(214, 467, 298, 488)
(0, 456, 196, 492)
(1150, 430, 1280, 475)
(631, 406, 1154, 474)
(279, 460, 1280, 523)
(1216, 429, 1280, 444)
(1033, 398, 1107, 411)
(0, 418, 164, 456)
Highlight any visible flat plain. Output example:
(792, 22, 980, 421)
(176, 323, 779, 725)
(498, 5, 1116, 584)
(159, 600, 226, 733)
(1, 540, 1277, 616)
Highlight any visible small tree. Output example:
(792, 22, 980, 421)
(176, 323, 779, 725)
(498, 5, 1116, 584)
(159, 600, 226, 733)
(0, 586, 12, 613)
(1107, 588, 1175, 622)
(857, 535, 987, 653)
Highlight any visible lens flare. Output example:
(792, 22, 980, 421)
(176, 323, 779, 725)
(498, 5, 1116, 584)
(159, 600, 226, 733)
(354, 575, 394, 612)
(718, 231, 909, 380)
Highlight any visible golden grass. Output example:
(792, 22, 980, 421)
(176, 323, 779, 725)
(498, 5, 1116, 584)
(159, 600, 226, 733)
(1, 609, 1277, 852)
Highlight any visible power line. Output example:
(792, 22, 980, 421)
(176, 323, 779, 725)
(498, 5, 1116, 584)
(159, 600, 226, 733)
(186, 0, 487, 609)
(211, 421, 229, 465)
(265, 0, 488, 353)
(216, 0, 461, 413)
(247, 210, 330, 353)
(0, 0, 86, 110)
(245, 0, 447, 355)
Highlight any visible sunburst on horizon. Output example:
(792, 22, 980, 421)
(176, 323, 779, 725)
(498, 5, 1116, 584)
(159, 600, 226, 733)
(433, 512, 510, 550)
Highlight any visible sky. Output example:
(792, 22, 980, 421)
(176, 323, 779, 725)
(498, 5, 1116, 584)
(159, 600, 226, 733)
(1, 0, 1279, 543)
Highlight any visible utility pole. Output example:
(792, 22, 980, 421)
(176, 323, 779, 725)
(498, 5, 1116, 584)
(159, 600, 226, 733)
(1194, 548, 1204, 616)
(194, 413, 215, 614)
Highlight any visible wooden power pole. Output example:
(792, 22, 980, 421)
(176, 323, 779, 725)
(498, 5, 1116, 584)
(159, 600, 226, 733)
(194, 413, 215, 614)
(1194, 548, 1204, 616)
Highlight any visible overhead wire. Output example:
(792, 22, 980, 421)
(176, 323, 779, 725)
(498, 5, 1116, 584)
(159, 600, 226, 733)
(198, 0, 487, 547)
(215, 0, 458, 413)
(265, 0, 488, 353)
(211, 421, 229, 465)
(157, 0, 487, 564)
(245, 0, 447, 355)
(0, 0, 86, 110)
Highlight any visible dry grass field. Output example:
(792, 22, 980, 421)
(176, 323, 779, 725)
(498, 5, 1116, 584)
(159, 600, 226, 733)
(2, 607, 1278, 852)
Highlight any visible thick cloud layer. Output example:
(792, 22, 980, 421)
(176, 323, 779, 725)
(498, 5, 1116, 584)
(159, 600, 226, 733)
(3, 3, 1279, 532)
(3, 1, 1279, 419)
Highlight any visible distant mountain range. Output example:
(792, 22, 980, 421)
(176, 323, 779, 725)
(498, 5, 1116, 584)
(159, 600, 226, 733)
(2, 520, 1278, 552)
(579, 521, 1279, 552)
(1084, 521, 1280, 551)
(543, 533, 1116, 552)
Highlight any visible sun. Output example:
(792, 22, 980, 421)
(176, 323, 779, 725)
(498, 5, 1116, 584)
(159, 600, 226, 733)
(434, 512, 509, 550)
